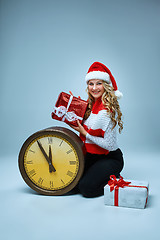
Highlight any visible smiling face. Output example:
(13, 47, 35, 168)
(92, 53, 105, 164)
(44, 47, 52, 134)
(87, 79, 105, 100)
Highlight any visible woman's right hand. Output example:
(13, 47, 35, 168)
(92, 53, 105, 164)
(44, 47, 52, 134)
(68, 120, 87, 137)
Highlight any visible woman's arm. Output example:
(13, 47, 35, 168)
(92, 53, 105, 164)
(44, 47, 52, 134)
(86, 126, 117, 151)
(69, 119, 117, 151)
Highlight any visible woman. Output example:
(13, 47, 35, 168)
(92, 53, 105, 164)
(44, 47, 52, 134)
(70, 61, 124, 198)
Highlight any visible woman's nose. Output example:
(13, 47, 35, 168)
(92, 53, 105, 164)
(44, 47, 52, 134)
(93, 84, 97, 90)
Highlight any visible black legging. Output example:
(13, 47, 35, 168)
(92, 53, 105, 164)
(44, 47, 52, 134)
(77, 148, 124, 198)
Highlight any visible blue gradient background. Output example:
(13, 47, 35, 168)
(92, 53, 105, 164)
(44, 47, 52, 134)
(0, 1, 160, 240)
(1, 0, 160, 156)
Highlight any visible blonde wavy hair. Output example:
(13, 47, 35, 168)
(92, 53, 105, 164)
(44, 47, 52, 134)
(84, 81, 123, 133)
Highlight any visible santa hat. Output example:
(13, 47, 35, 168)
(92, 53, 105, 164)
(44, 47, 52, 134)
(85, 62, 123, 99)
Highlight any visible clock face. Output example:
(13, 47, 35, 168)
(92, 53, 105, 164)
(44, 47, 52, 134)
(19, 127, 84, 195)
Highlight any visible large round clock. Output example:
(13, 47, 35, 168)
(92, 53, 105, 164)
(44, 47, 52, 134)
(18, 127, 84, 195)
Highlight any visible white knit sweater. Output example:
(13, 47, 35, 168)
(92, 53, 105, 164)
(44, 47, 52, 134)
(80, 98, 118, 154)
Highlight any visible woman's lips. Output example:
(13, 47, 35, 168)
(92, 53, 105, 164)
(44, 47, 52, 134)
(92, 91, 100, 94)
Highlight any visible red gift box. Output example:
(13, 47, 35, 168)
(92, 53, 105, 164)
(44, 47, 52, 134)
(51, 92, 88, 126)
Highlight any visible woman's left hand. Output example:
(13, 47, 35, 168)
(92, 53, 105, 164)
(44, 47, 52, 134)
(68, 120, 87, 137)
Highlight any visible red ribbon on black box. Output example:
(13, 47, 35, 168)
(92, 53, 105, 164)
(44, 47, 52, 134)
(51, 92, 88, 127)
(108, 175, 149, 207)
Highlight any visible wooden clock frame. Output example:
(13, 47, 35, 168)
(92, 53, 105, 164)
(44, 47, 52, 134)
(18, 127, 84, 196)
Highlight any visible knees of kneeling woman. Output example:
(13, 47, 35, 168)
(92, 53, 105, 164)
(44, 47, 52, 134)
(78, 177, 105, 198)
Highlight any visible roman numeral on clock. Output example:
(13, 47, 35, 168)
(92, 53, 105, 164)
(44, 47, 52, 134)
(50, 181, 54, 188)
(48, 137, 52, 144)
(69, 161, 76, 165)
(38, 177, 44, 185)
(26, 160, 33, 164)
(61, 179, 65, 185)
(59, 140, 63, 146)
(29, 169, 36, 177)
(29, 149, 35, 153)
(67, 170, 74, 177)
(66, 149, 73, 154)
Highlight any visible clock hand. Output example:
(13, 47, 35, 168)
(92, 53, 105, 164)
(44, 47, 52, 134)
(37, 141, 56, 172)
(49, 145, 56, 173)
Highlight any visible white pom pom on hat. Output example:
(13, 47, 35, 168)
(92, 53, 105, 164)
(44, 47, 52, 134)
(85, 62, 123, 99)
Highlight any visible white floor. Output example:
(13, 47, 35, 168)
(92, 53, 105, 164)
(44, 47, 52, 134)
(1, 150, 160, 240)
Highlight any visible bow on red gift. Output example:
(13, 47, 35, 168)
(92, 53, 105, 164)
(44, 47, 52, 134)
(108, 175, 131, 191)
(108, 175, 131, 206)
